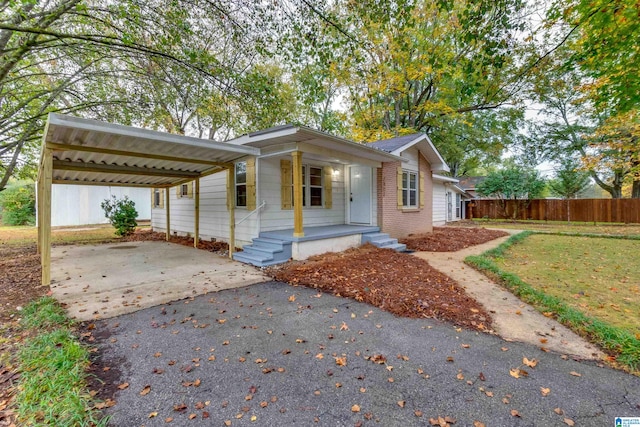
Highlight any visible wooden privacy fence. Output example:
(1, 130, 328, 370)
(468, 199, 640, 223)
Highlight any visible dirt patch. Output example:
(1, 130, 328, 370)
(400, 226, 509, 252)
(0, 245, 47, 323)
(268, 244, 492, 332)
(121, 228, 236, 253)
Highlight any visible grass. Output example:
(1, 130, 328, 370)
(14, 297, 107, 426)
(467, 232, 640, 372)
(470, 218, 640, 236)
(0, 223, 151, 247)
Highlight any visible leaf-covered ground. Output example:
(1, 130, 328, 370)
(400, 227, 509, 252)
(268, 244, 492, 332)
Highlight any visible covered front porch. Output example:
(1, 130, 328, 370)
(233, 224, 406, 267)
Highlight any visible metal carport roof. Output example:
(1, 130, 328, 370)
(37, 113, 260, 286)
(42, 113, 259, 188)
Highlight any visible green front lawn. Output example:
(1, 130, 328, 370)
(495, 234, 640, 337)
(467, 232, 640, 372)
(469, 218, 640, 236)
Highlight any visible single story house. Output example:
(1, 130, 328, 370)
(432, 174, 471, 225)
(152, 128, 450, 266)
(36, 114, 451, 285)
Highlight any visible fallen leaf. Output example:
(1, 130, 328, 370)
(540, 387, 550, 397)
(316, 353, 324, 360)
(117, 382, 129, 390)
(351, 404, 361, 413)
(148, 412, 158, 418)
(397, 400, 405, 408)
(224, 421, 231, 426)
(288, 295, 296, 302)
(174, 403, 187, 412)
(569, 371, 581, 377)
(501, 347, 509, 352)
(165, 417, 173, 423)
(509, 368, 520, 379)
(456, 372, 464, 380)
(523, 357, 538, 368)
(340, 322, 349, 331)
(554, 408, 564, 415)
(461, 344, 470, 349)
(564, 418, 575, 426)
(485, 391, 494, 397)
(260, 401, 268, 408)
(154, 352, 162, 358)
(189, 413, 197, 420)
(474, 422, 485, 427)
(414, 410, 423, 417)
(479, 372, 486, 381)
(251, 415, 257, 422)
(510, 409, 521, 417)
(140, 385, 151, 396)
(335, 356, 347, 366)
(359, 387, 366, 393)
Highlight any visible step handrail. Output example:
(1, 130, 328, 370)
(236, 200, 266, 225)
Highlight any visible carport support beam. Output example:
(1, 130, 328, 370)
(194, 178, 200, 248)
(227, 166, 235, 258)
(40, 148, 53, 285)
(165, 187, 170, 241)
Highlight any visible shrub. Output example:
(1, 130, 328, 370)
(0, 183, 36, 225)
(100, 195, 138, 236)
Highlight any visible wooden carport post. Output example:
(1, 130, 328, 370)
(38, 148, 53, 285)
(165, 187, 170, 241)
(194, 178, 200, 248)
(226, 166, 235, 258)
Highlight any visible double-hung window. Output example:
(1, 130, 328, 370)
(235, 161, 247, 207)
(295, 164, 324, 207)
(402, 170, 418, 208)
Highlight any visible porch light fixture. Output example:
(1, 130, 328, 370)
(332, 168, 340, 176)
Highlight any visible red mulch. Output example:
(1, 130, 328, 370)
(400, 226, 509, 252)
(268, 244, 492, 332)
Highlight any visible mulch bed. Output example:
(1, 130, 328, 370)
(268, 244, 492, 332)
(400, 226, 509, 252)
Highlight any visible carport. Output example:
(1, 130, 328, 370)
(36, 113, 260, 286)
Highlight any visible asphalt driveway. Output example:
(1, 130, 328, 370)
(95, 281, 640, 426)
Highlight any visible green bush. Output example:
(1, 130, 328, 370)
(0, 183, 36, 225)
(100, 195, 138, 236)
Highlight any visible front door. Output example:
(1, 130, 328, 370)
(349, 166, 371, 224)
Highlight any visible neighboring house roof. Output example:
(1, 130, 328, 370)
(227, 124, 403, 164)
(458, 176, 485, 191)
(368, 133, 449, 173)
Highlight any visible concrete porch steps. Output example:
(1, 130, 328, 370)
(361, 232, 406, 252)
(232, 237, 292, 267)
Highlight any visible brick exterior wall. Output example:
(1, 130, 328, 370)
(377, 154, 433, 239)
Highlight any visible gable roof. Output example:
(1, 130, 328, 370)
(368, 133, 449, 173)
(227, 124, 402, 164)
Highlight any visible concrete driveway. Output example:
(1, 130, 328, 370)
(50, 241, 269, 321)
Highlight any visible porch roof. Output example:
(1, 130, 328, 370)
(39, 113, 260, 188)
(227, 124, 403, 164)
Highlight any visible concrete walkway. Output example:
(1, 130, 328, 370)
(50, 241, 269, 321)
(412, 231, 604, 361)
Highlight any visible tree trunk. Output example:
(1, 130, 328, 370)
(632, 179, 640, 198)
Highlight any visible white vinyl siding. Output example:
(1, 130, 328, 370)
(432, 181, 447, 226)
(260, 156, 345, 232)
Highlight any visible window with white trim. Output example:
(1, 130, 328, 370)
(153, 188, 162, 208)
(294, 164, 324, 207)
(402, 170, 418, 208)
(456, 193, 461, 218)
(235, 161, 247, 207)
